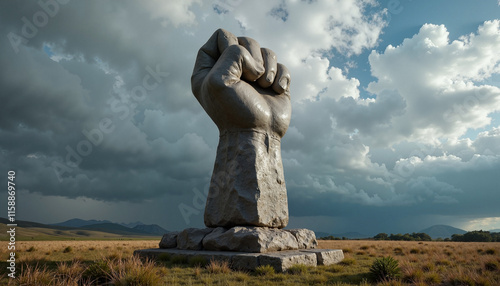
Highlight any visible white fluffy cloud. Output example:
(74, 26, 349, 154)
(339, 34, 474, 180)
(366, 21, 500, 144)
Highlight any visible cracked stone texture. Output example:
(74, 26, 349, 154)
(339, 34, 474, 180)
(159, 231, 179, 249)
(204, 131, 289, 228)
(301, 249, 345, 265)
(286, 229, 318, 249)
(176, 228, 214, 250)
(259, 251, 318, 272)
(202, 226, 300, 253)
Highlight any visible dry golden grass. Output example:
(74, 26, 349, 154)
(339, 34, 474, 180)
(320, 240, 500, 285)
(1, 240, 158, 263)
(0, 239, 499, 285)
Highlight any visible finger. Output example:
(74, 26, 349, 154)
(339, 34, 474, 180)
(272, 63, 291, 94)
(238, 36, 264, 72)
(192, 29, 238, 97)
(257, 48, 277, 88)
(208, 44, 264, 88)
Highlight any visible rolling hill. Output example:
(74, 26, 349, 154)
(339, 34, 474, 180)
(51, 218, 113, 228)
(419, 225, 466, 239)
(0, 217, 167, 239)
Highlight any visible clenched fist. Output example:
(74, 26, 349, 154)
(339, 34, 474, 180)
(191, 29, 291, 228)
(191, 28, 291, 138)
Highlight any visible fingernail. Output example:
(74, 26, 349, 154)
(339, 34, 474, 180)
(279, 78, 288, 90)
(266, 72, 275, 82)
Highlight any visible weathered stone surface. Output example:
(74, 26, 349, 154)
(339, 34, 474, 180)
(230, 253, 261, 271)
(204, 131, 289, 228)
(300, 249, 344, 265)
(285, 229, 317, 249)
(134, 248, 342, 272)
(259, 251, 317, 272)
(202, 226, 298, 253)
(192, 29, 292, 228)
(177, 228, 213, 250)
(159, 231, 179, 249)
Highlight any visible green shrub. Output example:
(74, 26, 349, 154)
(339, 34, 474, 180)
(369, 256, 401, 282)
(255, 264, 275, 276)
(63, 246, 73, 253)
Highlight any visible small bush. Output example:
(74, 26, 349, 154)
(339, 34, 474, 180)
(327, 264, 344, 273)
(421, 262, 435, 272)
(83, 260, 110, 284)
(369, 256, 401, 282)
(63, 246, 73, 253)
(340, 257, 356, 266)
(288, 264, 309, 275)
(424, 272, 441, 284)
(403, 269, 423, 283)
(409, 248, 419, 254)
(205, 259, 231, 274)
(484, 260, 499, 271)
(108, 256, 163, 286)
(484, 248, 497, 255)
(57, 261, 85, 285)
(18, 264, 54, 285)
(255, 264, 275, 276)
(26, 246, 36, 252)
(393, 247, 404, 255)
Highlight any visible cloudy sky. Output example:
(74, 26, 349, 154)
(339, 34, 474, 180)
(1, 0, 500, 236)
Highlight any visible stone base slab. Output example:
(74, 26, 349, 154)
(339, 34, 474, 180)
(160, 226, 317, 253)
(134, 248, 344, 272)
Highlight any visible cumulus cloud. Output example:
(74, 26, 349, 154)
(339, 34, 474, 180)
(366, 21, 500, 144)
(1, 1, 499, 232)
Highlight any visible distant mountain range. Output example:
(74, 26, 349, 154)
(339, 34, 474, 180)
(0, 217, 168, 236)
(418, 225, 467, 239)
(315, 225, 473, 240)
(52, 218, 113, 228)
(51, 218, 169, 235)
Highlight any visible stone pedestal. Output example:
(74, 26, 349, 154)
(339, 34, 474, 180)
(158, 226, 317, 253)
(136, 226, 344, 272)
(134, 248, 344, 272)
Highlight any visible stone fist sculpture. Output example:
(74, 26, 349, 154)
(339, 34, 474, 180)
(191, 29, 291, 228)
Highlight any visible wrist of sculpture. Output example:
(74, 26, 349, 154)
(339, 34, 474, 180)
(204, 128, 289, 229)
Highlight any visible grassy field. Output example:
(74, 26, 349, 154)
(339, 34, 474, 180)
(1, 239, 499, 285)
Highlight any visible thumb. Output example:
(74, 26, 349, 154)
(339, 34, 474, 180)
(191, 29, 238, 98)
